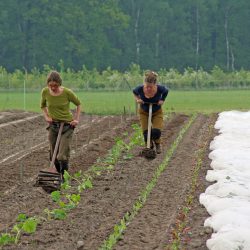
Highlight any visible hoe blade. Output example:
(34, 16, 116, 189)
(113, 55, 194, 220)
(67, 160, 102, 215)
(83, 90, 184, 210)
(141, 148, 157, 159)
(34, 170, 62, 193)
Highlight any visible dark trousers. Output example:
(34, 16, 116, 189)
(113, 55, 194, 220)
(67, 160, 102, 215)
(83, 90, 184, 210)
(48, 126, 74, 161)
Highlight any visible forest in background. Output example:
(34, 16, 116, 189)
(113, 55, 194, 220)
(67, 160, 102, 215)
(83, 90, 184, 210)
(0, 0, 250, 73)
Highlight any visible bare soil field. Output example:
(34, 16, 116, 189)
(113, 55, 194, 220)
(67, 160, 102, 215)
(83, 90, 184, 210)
(0, 110, 217, 250)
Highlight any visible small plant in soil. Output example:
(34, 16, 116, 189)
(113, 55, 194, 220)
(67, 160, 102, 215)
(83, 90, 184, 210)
(0, 233, 15, 246)
(0, 213, 39, 247)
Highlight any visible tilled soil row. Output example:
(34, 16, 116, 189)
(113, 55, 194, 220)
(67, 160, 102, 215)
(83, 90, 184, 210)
(0, 113, 103, 163)
(114, 114, 216, 250)
(0, 110, 36, 125)
(9, 113, 190, 250)
(0, 115, 135, 233)
(178, 115, 218, 250)
(0, 115, 46, 160)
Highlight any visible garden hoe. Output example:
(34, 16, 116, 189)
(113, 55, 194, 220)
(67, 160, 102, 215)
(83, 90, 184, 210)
(141, 103, 156, 159)
(35, 122, 64, 193)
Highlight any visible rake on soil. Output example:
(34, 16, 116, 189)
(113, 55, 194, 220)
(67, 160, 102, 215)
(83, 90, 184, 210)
(34, 122, 64, 193)
(141, 103, 157, 159)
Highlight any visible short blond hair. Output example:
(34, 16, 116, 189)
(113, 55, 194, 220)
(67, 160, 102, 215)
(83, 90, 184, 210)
(144, 70, 158, 84)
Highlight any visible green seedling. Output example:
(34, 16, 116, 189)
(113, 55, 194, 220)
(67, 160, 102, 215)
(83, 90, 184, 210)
(84, 178, 93, 189)
(51, 209, 67, 220)
(51, 191, 61, 203)
(78, 177, 93, 193)
(65, 193, 81, 210)
(61, 181, 71, 190)
(61, 171, 72, 190)
(16, 213, 27, 222)
(101, 218, 127, 250)
(12, 215, 39, 244)
(70, 194, 81, 204)
(65, 170, 93, 193)
(73, 171, 82, 178)
(0, 233, 15, 246)
(58, 201, 66, 209)
(44, 208, 67, 220)
(21, 218, 39, 234)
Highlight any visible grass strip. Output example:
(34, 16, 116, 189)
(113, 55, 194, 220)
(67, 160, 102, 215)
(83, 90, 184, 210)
(166, 121, 215, 249)
(99, 113, 197, 250)
(2, 90, 250, 114)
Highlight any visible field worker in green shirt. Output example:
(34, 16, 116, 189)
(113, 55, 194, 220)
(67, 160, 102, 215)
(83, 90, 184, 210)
(40, 71, 81, 176)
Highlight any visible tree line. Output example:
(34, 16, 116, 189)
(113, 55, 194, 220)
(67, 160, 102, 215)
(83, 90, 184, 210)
(0, 0, 249, 72)
(1, 64, 250, 91)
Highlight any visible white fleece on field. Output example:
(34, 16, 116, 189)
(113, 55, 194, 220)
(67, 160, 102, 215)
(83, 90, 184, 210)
(199, 110, 250, 250)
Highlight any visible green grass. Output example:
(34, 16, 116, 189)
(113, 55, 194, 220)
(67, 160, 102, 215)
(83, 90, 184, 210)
(167, 90, 250, 113)
(1, 90, 250, 114)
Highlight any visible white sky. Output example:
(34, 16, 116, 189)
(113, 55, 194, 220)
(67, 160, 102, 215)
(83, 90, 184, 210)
(200, 111, 250, 250)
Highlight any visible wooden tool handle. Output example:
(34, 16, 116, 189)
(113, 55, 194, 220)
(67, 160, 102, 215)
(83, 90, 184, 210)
(50, 122, 64, 168)
(146, 104, 153, 149)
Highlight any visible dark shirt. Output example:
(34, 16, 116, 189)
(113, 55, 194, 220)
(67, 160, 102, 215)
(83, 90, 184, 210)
(133, 84, 169, 113)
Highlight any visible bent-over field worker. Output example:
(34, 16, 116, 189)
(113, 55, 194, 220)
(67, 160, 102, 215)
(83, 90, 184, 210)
(133, 71, 169, 154)
(40, 71, 81, 176)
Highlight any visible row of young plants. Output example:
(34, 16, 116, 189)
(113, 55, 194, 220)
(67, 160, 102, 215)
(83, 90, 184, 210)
(1, 63, 250, 90)
(0, 123, 144, 248)
(166, 122, 215, 250)
(99, 114, 197, 250)
(87, 123, 144, 176)
(0, 170, 93, 248)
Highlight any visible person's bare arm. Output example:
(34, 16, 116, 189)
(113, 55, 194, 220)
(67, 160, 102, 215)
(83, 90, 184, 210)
(42, 107, 52, 123)
(70, 105, 81, 127)
(134, 94, 144, 104)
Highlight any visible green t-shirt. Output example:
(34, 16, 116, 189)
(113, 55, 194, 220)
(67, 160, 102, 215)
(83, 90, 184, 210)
(40, 87, 81, 122)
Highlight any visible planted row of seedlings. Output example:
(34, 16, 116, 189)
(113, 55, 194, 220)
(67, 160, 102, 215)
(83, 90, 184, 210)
(166, 122, 214, 249)
(0, 170, 93, 247)
(99, 114, 197, 250)
(0, 123, 144, 248)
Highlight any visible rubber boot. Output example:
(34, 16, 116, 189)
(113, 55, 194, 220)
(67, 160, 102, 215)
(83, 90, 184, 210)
(151, 129, 161, 141)
(54, 159, 61, 173)
(59, 160, 69, 180)
(155, 143, 162, 154)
